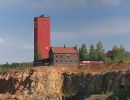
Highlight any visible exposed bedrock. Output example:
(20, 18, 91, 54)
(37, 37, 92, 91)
(63, 71, 130, 100)
(0, 64, 130, 100)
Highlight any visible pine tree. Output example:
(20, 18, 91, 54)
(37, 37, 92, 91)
(88, 44, 97, 61)
(96, 41, 105, 61)
(79, 44, 88, 61)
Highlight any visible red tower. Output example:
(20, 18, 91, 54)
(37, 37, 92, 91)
(34, 14, 50, 62)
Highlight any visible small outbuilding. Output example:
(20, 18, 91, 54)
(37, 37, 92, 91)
(49, 47, 79, 65)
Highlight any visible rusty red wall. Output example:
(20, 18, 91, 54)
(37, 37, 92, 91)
(34, 15, 50, 61)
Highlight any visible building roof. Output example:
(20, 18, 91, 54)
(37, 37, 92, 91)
(52, 47, 78, 54)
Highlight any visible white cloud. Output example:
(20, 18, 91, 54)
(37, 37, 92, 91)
(31, 0, 122, 9)
(0, 0, 122, 9)
(100, 0, 121, 5)
(52, 17, 130, 41)
(1, 0, 21, 3)
(0, 0, 27, 7)
(52, 32, 75, 39)
(86, 18, 130, 35)
(24, 45, 33, 50)
(0, 38, 4, 43)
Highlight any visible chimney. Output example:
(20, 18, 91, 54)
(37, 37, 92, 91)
(64, 44, 66, 48)
(74, 45, 77, 49)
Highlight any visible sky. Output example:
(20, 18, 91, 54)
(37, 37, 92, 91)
(0, 0, 130, 64)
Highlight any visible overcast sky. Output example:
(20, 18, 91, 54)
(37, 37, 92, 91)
(0, 0, 130, 64)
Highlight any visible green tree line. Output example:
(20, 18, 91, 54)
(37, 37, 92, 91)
(0, 62, 33, 73)
(79, 41, 130, 63)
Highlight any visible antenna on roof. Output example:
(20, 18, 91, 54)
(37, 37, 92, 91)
(40, 6, 44, 17)
(42, 7, 44, 14)
(64, 44, 66, 48)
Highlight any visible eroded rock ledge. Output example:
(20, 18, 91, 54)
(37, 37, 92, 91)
(0, 62, 130, 100)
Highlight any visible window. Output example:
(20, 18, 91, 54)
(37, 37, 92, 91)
(55, 55, 58, 58)
(56, 60, 58, 62)
(61, 60, 62, 62)
(60, 55, 63, 57)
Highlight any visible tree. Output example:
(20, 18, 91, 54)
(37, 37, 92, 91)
(96, 41, 105, 61)
(88, 44, 97, 61)
(37, 48, 43, 60)
(79, 44, 88, 61)
(34, 44, 43, 60)
(111, 45, 127, 62)
(126, 52, 130, 60)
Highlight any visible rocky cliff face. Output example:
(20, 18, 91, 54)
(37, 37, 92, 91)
(0, 67, 63, 100)
(63, 71, 130, 100)
(0, 62, 130, 100)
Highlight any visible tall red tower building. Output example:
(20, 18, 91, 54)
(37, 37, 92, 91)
(34, 14, 50, 62)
